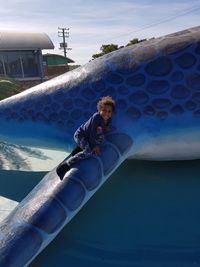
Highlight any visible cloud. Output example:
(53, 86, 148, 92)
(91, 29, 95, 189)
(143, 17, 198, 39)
(0, 0, 200, 64)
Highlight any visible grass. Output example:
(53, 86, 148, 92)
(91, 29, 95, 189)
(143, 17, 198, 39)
(0, 76, 23, 100)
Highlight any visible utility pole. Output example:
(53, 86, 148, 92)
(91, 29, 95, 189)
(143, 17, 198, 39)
(58, 27, 72, 57)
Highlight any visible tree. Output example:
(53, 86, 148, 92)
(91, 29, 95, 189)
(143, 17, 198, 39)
(91, 38, 147, 60)
(92, 44, 119, 59)
(126, 38, 146, 46)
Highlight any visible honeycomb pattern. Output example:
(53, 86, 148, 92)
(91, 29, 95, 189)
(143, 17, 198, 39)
(0, 27, 200, 133)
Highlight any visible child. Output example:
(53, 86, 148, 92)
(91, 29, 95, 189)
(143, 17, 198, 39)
(57, 96, 115, 180)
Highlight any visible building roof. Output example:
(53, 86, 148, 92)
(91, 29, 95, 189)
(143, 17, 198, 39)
(0, 31, 54, 50)
(43, 53, 75, 65)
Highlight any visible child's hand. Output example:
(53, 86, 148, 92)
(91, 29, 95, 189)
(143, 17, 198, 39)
(92, 146, 101, 155)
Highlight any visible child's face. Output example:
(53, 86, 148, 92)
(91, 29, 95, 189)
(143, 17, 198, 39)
(99, 105, 113, 121)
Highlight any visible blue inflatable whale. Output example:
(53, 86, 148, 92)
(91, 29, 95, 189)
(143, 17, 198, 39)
(0, 26, 200, 266)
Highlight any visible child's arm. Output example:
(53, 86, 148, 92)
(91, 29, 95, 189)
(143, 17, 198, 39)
(89, 114, 101, 148)
(104, 125, 110, 132)
(104, 117, 112, 132)
(92, 146, 101, 155)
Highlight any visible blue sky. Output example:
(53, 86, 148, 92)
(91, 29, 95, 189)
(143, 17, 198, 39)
(0, 0, 200, 65)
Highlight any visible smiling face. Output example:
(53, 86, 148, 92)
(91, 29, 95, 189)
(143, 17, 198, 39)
(99, 104, 113, 122)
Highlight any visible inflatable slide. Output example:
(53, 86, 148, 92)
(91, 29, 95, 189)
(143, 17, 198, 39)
(0, 26, 200, 266)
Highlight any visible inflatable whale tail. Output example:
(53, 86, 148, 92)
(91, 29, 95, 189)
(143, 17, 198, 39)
(0, 132, 133, 267)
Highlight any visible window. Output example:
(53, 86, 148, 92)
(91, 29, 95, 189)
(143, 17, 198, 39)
(0, 51, 40, 78)
(21, 51, 39, 77)
(3, 51, 22, 78)
(0, 56, 4, 75)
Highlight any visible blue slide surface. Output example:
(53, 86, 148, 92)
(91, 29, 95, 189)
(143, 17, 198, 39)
(0, 133, 133, 266)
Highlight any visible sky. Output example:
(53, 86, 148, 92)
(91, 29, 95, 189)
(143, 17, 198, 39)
(0, 0, 200, 65)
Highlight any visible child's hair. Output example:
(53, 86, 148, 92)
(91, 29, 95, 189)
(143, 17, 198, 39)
(97, 96, 115, 112)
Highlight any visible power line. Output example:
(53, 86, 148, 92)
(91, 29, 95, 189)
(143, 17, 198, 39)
(108, 5, 200, 41)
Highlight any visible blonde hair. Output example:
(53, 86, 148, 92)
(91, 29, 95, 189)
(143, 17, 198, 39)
(97, 96, 115, 112)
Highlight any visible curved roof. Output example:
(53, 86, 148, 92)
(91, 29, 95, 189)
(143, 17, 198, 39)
(43, 53, 74, 65)
(0, 31, 54, 50)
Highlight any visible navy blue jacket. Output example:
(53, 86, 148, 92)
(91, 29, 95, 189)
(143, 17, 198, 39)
(75, 112, 111, 149)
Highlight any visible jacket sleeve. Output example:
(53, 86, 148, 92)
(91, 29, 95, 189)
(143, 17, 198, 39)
(89, 114, 100, 148)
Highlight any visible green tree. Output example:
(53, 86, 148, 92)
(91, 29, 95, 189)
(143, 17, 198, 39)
(126, 38, 147, 46)
(91, 38, 147, 60)
(92, 44, 119, 59)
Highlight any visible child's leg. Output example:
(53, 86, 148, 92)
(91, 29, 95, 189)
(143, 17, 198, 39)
(67, 138, 92, 166)
(57, 138, 92, 180)
(71, 146, 82, 156)
(57, 146, 82, 180)
(56, 160, 70, 180)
